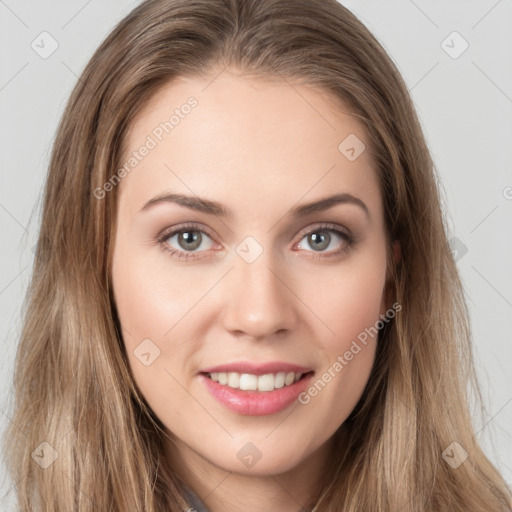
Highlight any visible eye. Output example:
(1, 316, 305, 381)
(295, 223, 354, 258)
(157, 223, 217, 261)
(157, 222, 355, 261)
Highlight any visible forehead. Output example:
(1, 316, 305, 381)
(118, 70, 382, 220)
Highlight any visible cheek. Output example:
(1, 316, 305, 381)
(111, 257, 194, 428)
(111, 241, 175, 378)
(294, 250, 387, 424)
(112, 241, 198, 345)
(305, 249, 387, 351)
(111, 238, 214, 406)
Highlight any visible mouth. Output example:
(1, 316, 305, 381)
(199, 363, 315, 416)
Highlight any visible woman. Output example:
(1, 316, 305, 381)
(3, 0, 511, 510)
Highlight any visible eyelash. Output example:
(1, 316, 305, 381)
(156, 222, 355, 261)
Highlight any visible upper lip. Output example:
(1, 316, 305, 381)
(200, 361, 313, 376)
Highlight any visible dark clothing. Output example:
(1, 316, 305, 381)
(184, 487, 210, 512)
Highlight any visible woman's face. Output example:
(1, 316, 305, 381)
(111, 68, 391, 478)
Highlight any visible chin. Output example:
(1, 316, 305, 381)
(191, 431, 321, 477)
(210, 450, 308, 476)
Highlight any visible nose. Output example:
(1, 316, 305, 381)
(221, 249, 297, 340)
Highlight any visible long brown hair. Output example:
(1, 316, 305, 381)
(3, 0, 511, 510)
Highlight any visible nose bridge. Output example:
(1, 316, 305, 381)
(221, 238, 296, 338)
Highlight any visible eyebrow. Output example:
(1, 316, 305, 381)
(138, 192, 369, 219)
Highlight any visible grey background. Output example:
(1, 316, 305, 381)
(1, 0, 511, 508)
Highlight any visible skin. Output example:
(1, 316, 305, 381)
(111, 66, 396, 512)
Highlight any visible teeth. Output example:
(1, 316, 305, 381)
(258, 374, 275, 392)
(239, 373, 258, 390)
(228, 372, 240, 388)
(274, 372, 286, 389)
(208, 371, 303, 391)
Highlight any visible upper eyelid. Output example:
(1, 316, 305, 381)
(296, 222, 351, 239)
(158, 222, 216, 242)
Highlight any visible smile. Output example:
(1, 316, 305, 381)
(206, 371, 304, 392)
(199, 362, 314, 416)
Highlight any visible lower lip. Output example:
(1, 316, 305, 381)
(200, 373, 314, 416)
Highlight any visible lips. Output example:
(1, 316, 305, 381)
(199, 361, 314, 415)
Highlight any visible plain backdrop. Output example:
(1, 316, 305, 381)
(1, 0, 511, 508)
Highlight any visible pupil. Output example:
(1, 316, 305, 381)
(310, 232, 329, 251)
(180, 231, 201, 250)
